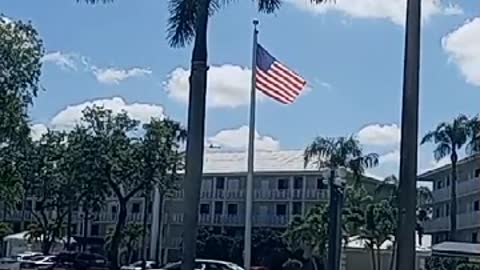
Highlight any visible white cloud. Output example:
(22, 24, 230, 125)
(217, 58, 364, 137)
(207, 126, 280, 151)
(164, 65, 257, 108)
(92, 67, 152, 85)
(442, 18, 480, 86)
(30, 124, 48, 141)
(41, 52, 78, 71)
(50, 97, 165, 130)
(287, 0, 462, 26)
(379, 149, 400, 164)
(357, 123, 400, 146)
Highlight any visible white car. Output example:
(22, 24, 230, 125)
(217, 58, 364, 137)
(29, 256, 56, 270)
(0, 257, 20, 270)
(157, 259, 244, 270)
(121, 261, 161, 270)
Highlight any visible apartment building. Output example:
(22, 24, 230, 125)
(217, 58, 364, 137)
(0, 150, 380, 261)
(420, 154, 480, 244)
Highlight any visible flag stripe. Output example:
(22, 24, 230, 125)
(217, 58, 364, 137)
(273, 62, 306, 85)
(257, 81, 290, 104)
(256, 73, 295, 103)
(271, 64, 305, 91)
(255, 44, 306, 104)
(257, 70, 298, 98)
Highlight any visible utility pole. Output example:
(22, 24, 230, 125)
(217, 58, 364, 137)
(396, 0, 421, 270)
(327, 167, 346, 270)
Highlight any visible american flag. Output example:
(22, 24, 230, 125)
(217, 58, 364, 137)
(256, 44, 307, 104)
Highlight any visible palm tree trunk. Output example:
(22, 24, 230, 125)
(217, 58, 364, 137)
(370, 246, 377, 270)
(450, 150, 458, 241)
(181, 0, 210, 269)
(376, 247, 381, 270)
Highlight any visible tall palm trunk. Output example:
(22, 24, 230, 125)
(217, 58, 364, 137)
(450, 149, 458, 241)
(181, 0, 210, 270)
(67, 204, 72, 249)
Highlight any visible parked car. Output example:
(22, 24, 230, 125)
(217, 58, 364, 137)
(50, 252, 109, 270)
(0, 257, 20, 270)
(29, 256, 57, 270)
(157, 259, 244, 270)
(121, 261, 160, 270)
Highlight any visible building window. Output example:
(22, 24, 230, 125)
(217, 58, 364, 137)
(292, 202, 302, 215)
(91, 224, 99, 236)
(294, 177, 303, 189)
(15, 202, 22, 211)
(200, 204, 210, 214)
(276, 204, 287, 216)
(436, 180, 444, 190)
(148, 203, 153, 214)
(71, 224, 77, 235)
(317, 177, 326, 189)
(474, 201, 480, 211)
(111, 205, 117, 214)
(214, 202, 223, 215)
(472, 232, 478, 243)
(278, 179, 289, 190)
(132, 203, 140, 214)
(446, 176, 450, 186)
(227, 204, 238, 215)
(216, 177, 225, 190)
(475, 169, 480, 178)
(445, 204, 449, 216)
(435, 208, 440, 218)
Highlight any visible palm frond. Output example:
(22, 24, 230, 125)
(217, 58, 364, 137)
(303, 137, 335, 168)
(433, 143, 451, 161)
(77, 0, 113, 3)
(257, 0, 282, 13)
(167, 0, 198, 48)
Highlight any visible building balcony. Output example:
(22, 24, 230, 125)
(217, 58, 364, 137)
(254, 190, 290, 200)
(292, 189, 303, 200)
(304, 189, 328, 201)
(213, 215, 243, 225)
(94, 212, 147, 223)
(253, 215, 289, 227)
(424, 211, 480, 233)
(432, 177, 480, 202)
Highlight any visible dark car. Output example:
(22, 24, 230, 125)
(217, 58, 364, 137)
(50, 252, 109, 270)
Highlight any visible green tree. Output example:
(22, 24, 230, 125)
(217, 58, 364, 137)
(284, 205, 329, 270)
(123, 223, 144, 264)
(0, 16, 43, 213)
(304, 136, 379, 185)
(359, 200, 396, 270)
(421, 114, 478, 241)
(26, 130, 73, 254)
(196, 228, 242, 265)
(141, 118, 185, 264)
(251, 228, 289, 269)
(79, 106, 184, 270)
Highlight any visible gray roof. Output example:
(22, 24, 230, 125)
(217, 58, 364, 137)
(432, 241, 480, 256)
(201, 150, 320, 174)
(418, 154, 480, 179)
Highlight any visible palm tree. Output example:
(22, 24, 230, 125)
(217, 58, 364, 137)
(421, 114, 478, 241)
(304, 136, 379, 181)
(304, 136, 378, 270)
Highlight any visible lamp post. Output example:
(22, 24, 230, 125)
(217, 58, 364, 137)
(327, 166, 347, 270)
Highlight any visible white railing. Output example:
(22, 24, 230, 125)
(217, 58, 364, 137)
(304, 189, 328, 200)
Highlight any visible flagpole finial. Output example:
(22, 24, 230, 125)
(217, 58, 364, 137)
(253, 19, 259, 26)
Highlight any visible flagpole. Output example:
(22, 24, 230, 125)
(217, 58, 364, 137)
(244, 19, 258, 270)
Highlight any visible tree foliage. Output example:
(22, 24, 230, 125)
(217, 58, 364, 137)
(0, 16, 43, 210)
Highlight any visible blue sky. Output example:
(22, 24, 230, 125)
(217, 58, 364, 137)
(2, 0, 480, 179)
